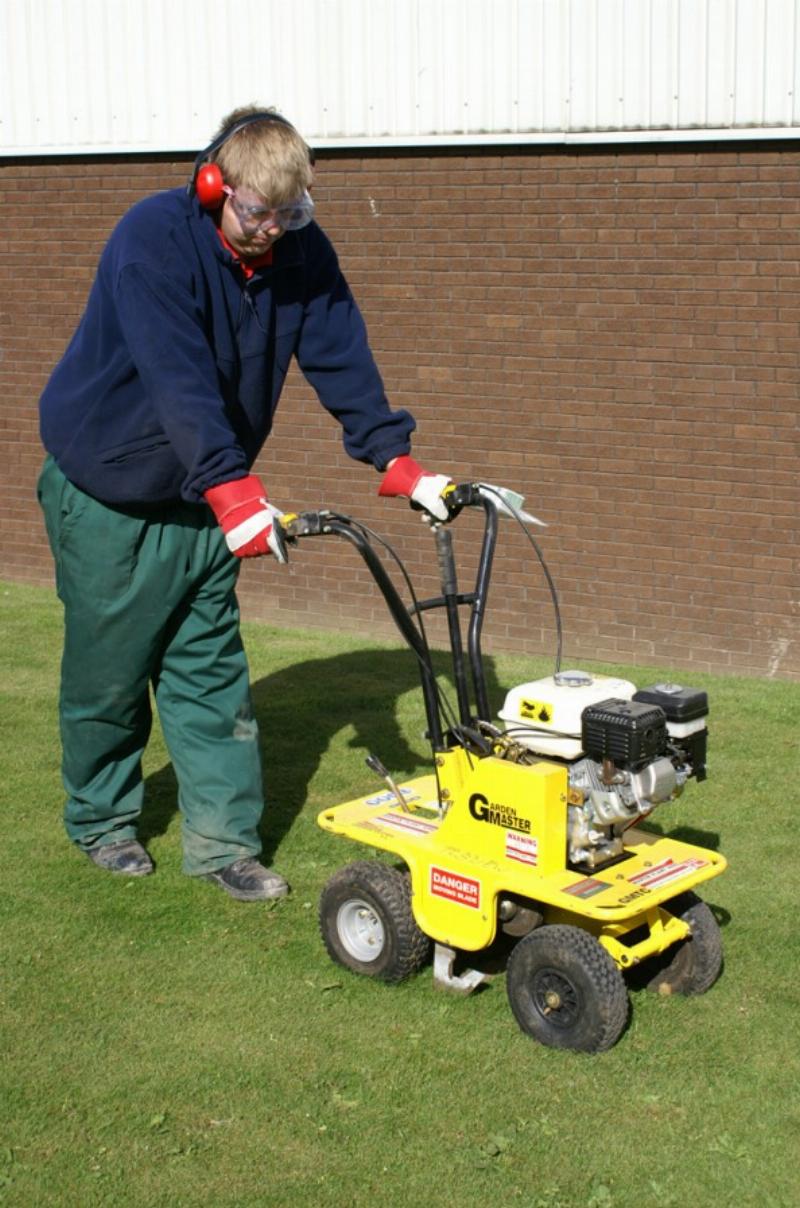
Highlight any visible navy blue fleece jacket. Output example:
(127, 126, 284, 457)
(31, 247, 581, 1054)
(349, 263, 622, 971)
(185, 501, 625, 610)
(39, 188, 415, 505)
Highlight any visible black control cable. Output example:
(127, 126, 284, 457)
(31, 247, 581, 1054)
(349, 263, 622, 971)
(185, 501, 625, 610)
(476, 484, 564, 676)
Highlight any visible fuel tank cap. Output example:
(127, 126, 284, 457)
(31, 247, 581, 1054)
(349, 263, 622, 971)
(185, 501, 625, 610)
(553, 670, 593, 688)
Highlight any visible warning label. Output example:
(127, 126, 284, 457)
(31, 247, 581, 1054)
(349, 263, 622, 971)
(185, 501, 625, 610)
(378, 812, 437, 836)
(506, 832, 539, 867)
(519, 698, 554, 725)
(629, 857, 708, 890)
(430, 866, 481, 909)
(563, 877, 608, 900)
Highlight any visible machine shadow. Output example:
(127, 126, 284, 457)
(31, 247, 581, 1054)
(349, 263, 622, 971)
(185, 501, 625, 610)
(637, 820, 723, 853)
(251, 646, 507, 864)
(139, 645, 507, 862)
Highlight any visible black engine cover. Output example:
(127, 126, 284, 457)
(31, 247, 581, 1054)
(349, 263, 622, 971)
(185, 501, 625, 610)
(581, 699, 668, 770)
(632, 683, 708, 723)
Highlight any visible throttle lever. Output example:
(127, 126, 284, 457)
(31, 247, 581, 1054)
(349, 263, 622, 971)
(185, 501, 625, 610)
(365, 754, 411, 813)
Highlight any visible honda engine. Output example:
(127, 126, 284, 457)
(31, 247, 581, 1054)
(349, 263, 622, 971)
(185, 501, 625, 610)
(498, 672, 709, 870)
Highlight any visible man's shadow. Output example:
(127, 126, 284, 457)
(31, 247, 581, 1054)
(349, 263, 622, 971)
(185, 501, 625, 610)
(139, 646, 506, 860)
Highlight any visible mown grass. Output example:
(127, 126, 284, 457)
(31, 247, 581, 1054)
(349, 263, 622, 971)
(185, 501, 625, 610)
(1, 579, 798, 1207)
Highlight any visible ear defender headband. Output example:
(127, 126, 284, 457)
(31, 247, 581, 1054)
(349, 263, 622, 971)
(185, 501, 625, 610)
(188, 111, 313, 210)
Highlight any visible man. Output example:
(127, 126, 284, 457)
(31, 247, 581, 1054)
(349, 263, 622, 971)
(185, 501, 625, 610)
(38, 105, 451, 901)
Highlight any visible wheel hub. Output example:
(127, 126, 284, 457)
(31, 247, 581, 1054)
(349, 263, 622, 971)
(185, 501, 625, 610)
(532, 967, 580, 1027)
(337, 899, 385, 963)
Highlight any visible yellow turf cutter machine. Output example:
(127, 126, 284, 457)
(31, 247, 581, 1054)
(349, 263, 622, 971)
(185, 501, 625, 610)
(280, 485, 726, 1053)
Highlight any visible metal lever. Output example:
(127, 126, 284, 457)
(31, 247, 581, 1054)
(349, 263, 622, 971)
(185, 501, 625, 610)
(365, 754, 411, 813)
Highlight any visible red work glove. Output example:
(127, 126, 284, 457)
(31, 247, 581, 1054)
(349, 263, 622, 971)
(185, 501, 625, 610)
(204, 475, 288, 561)
(378, 455, 453, 521)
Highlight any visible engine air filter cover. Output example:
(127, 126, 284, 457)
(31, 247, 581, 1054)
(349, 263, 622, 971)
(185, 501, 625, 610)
(581, 699, 668, 771)
(632, 683, 708, 724)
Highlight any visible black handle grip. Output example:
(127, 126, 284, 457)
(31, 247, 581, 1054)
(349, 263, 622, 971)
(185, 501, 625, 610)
(365, 753, 389, 778)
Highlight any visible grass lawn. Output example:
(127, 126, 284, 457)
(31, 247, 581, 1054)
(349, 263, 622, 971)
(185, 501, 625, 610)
(1, 578, 797, 1207)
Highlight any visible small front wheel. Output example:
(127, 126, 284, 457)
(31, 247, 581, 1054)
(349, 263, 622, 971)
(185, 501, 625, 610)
(645, 892, 723, 995)
(506, 925, 629, 1053)
(319, 862, 431, 983)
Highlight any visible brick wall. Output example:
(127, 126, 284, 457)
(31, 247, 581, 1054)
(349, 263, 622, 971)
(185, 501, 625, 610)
(2, 143, 797, 679)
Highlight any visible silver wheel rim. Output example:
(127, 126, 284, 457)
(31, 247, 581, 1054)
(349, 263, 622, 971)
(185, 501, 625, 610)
(337, 898, 385, 962)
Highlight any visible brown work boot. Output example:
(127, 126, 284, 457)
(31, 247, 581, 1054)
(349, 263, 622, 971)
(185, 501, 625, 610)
(204, 857, 289, 901)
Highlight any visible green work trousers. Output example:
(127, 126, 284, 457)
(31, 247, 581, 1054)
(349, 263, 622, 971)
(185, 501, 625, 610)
(37, 457, 265, 875)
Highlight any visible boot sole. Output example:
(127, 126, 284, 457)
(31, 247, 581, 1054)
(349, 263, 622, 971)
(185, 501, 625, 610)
(204, 873, 290, 902)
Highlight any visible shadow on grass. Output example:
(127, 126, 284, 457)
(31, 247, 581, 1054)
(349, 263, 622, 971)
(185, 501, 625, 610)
(637, 819, 723, 853)
(138, 645, 505, 863)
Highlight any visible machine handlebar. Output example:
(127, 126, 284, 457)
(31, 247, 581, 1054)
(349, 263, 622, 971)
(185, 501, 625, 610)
(277, 481, 488, 546)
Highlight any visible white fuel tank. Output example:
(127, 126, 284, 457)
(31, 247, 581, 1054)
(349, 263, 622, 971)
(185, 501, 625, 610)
(498, 670, 637, 760)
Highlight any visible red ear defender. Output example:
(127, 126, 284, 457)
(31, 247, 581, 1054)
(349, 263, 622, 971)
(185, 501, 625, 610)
(195, 162, 225, 209)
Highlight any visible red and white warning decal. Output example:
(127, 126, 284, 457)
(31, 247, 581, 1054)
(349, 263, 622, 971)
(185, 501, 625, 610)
(430, 865, 481, 909)
(628, 857, 708, 890)
(506, 831, 538, 867)
(563, 877, 608, 899)
(377, 812, 437, 836)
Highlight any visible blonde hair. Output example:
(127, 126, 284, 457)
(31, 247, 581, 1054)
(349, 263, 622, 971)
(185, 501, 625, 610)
(212, 105, 313, 205)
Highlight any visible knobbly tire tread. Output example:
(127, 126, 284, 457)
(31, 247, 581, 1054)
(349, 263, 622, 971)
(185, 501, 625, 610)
(645, 892, 723, 996)
(319, 861, 431, 983)
(506, 924, 629, 1053)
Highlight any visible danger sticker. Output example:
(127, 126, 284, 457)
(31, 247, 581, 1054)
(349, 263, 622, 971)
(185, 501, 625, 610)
(430, 866, 481, 909)
(563, 877, 608, 899)
(506, 831, 539, 867)
(629, 857, 708, 891)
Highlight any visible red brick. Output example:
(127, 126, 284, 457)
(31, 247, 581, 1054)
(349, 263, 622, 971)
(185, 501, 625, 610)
(2, 143, 798, 679)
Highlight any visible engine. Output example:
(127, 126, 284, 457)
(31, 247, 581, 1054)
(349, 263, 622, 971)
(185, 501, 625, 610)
(497, 672, 709, 871)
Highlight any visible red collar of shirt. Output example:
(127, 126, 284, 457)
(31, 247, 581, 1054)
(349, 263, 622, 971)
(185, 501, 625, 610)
(215, 227, 273, 279)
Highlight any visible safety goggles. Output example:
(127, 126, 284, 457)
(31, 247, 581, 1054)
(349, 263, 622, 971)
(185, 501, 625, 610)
(223, 186, 315, 233)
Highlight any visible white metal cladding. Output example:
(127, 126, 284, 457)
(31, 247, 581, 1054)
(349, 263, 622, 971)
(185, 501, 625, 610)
(2, 0, 800, 155)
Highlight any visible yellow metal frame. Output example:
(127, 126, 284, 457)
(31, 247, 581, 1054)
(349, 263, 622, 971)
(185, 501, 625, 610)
(318, 746, 726, 968)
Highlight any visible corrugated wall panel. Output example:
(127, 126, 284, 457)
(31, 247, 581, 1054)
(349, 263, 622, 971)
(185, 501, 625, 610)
(3, 0, 800, 154)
